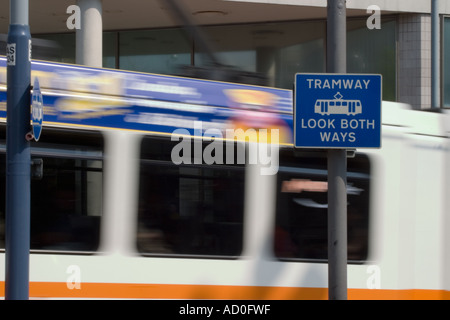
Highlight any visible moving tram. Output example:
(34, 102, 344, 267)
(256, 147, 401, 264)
(0, 57, 449, 299)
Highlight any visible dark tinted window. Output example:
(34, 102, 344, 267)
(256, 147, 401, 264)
(0, 128, 103, 252)
(274, 149, 370, 262)
(137, 137, 245, 257)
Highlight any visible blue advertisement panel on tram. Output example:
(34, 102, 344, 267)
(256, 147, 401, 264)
(0, 56, 294, 145)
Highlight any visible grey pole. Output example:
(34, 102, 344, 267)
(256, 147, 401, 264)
(431, 0, 440, 108)
(326, 0, 347, 300)
(10, 0, 29, 25)
(5, 0, 31, 300)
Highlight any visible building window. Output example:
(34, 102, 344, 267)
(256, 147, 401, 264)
(33, 33, 76, 64)
(34, 17, 396, 100)
(347, 18, 397, 101)
(103, 31, 118, 69)
(118, 28, 191, 75)
(443, 16, 450, 107)
(33, 32, 117, 68)
(197, 20, 326, 88)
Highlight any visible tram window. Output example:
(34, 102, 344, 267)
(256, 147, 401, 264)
(0, 128, 103, 252)
(274, 149, 370, 262)
(137, 137, 245, 258)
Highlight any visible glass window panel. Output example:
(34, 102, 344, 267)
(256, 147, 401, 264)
(33, 33, 76, 64)
(0, 129, 103, 252)
(347, 18, 397, 101)
(194, 24, 259, 71)
(197, 21, 326, 88)
(274, 149, 370, 262)
(119, 29, 191, 74)
(34, 17, 396, 94)
(103, 31, 117, 69)
(274, 21, 326, 88)
(35, 32, 116, 68)
(443, 17, 450, 107)
(195, 50, 256, 73)
(137, 137, 245, 257)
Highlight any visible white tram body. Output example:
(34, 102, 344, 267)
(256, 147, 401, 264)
(0, 58, 449, 299)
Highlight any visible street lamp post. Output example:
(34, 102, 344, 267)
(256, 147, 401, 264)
(5, 0, 31, 300)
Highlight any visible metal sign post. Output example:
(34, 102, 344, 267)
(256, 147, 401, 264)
(294, 72, 381, 299)
(5, 0, 31, 300)
(293, 1, 381, 300)
(294, 0, 382, 300)
(326, 0, 347, 301)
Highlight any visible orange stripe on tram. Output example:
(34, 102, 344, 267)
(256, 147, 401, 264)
(2, 281, 450, 299)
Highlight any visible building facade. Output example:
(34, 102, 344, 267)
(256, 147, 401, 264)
(1, 0, 450, 109)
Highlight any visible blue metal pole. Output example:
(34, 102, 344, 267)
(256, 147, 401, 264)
(5, 0, 31, 300)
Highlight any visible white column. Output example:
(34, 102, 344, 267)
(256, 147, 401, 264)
(76, 0, 102, 67)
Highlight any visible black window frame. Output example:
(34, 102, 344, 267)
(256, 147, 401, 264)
(0, 127, 104, 254)
(274, 147, 371, 264)
(136, 136, 246, 259)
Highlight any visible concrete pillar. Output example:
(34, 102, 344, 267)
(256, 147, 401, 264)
(76, 0, 102, 67)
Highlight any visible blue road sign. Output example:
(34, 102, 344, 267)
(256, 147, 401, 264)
(294, 73, 382, 149)
(31, 77, 43, 141)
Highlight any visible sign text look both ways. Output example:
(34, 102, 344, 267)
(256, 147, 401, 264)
(294, 73, 382, 149)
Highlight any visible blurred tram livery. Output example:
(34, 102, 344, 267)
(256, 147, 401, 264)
(0, 56, 449, 299)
